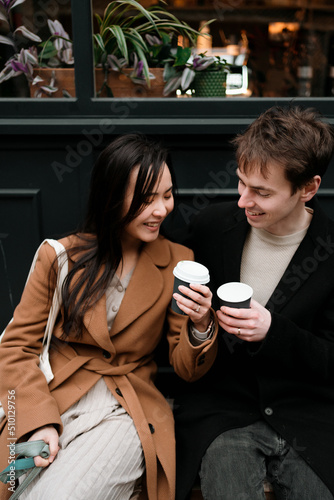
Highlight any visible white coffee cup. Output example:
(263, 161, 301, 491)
(217, 282, 253, 309)
(172, 260, 210, 315)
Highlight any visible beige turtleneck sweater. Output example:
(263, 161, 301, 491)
(240, 210, 313, 306)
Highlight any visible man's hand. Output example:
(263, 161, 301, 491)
(216, 298, 271, 342)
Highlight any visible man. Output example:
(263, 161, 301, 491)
(171, 106, 334, 499)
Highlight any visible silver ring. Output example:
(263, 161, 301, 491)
(237, 327, 241, 335)
(195, 305, 200, 313)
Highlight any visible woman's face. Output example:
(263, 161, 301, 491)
(122, 163, 174, 248)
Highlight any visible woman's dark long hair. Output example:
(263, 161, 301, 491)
(59, 133, 173, 338)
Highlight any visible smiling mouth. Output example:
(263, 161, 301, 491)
(144, 222, 160, 227)
(246, 209, 265, 216)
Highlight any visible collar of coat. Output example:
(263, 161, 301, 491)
(205, 197, 334, 314)
(63, 234, 172, 348)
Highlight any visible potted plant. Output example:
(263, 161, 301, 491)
(93, 0, 206, 97)
(0, 0, 74, 97)
(163, 49, 230, 97)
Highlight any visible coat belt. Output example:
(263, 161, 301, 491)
(48, 354, 153, 391)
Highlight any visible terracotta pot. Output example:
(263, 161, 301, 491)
(29, 67, 173, 98)
(95, 67, 174, 98)
(30, 68, 75, 98)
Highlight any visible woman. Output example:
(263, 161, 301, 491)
(0, 133, 214, 500)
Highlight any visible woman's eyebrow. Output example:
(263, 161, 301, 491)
(148, 185, 173, 196)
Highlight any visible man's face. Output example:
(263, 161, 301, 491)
(237, 163, 308, 236)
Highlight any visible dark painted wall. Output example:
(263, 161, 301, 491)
(1, 130, 334, 332)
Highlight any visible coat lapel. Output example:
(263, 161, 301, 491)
(82, 293, 115, 351)
(209, 205, 249, 287)
(72, 236, 171, 348)
(222, 213, 249, 284)
(111, 237, 170, 335)
(266, 198, 332, 313)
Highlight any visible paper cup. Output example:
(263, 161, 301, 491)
(217, 282, 253, 309)
(172, 260, 210, 315)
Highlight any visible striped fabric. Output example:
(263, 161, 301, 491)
(20, 378, 145, 499)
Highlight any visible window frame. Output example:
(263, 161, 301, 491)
(0, 0, 334, 135)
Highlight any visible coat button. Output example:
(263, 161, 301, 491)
(102, 350, 111, 359)
(149, 423, 155, 434)
(115, 388, 123, 397)
(264, 407, 273, 416)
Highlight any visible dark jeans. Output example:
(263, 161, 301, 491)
(199, 420, 333, 500)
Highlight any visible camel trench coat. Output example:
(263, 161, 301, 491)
(0, 234, 193, 500)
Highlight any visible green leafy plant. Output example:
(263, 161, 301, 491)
(0, 0, 73, 94)
(93, 0, 206, 90)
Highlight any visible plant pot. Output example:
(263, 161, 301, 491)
(30, 68, 75, 97)
(95, 68, 174, 98)
(192, 71, 227, 97)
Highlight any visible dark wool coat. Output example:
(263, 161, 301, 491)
(0, 234, 194, 500)
(171, 199, 334, 499)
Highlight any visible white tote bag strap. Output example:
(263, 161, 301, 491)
(37, 239, 68, 383)
(42, 239, 68, 351)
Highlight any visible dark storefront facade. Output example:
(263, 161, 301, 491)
(1, 0, 334, 331)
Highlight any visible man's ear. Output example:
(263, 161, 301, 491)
(301, 175, 321, 202)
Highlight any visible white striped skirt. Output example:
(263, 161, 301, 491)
(20, 378, 145, 500)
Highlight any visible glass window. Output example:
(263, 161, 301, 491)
(91, 0, 334, 99)
(166, 0, 334, 98)
(0, 0, 74, 97)
(2, 0, 333, 99)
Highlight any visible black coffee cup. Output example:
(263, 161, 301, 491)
(217, 282, 253, 309)
(172, 260, 210, 315)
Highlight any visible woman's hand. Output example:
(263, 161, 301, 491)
(216, 298, 271, 342)
(173, 283, 213, 331)
(28, 425, 60, 467)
